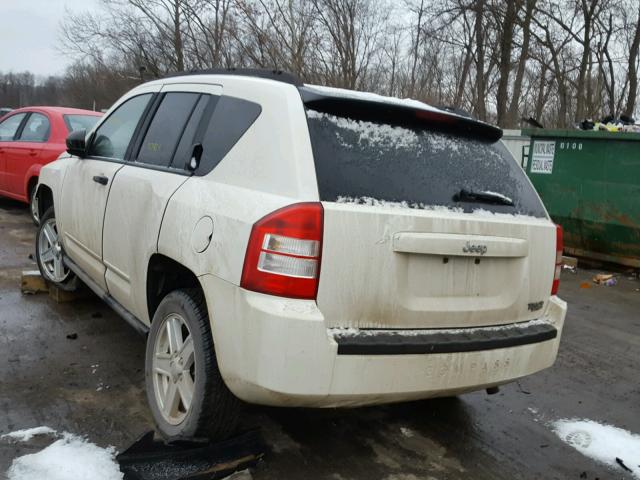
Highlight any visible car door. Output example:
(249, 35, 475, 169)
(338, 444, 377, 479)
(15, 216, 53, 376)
(102, 83, 221, 323)
(4, 112, 50, 199)
(58, 90, 157, 290)
(0, 112, 28, 195)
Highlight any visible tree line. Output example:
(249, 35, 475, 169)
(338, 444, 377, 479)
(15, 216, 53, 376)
(3, 0, 640, 128)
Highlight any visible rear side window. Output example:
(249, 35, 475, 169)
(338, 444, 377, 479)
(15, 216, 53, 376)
(306, 110, 547, 218)
(89, 93, 152, 160)
(0, 113, 26, 141)
(64, 114, 100, 133)
(196, 96, 261, 175)
(136, 92, 200, 168)
(19, 113, 50, 142)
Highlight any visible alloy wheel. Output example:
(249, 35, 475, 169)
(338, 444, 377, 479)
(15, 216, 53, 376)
(30, 190, 39, 224)
(152, 313, 196, 425)
(37, 217, 69, 283)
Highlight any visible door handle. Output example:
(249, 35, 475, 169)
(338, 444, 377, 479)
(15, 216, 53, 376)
(29, 151, 38, 157)
(93, 175, 109, 185)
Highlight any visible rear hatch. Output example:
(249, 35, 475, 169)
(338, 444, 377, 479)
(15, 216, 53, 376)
(302, 88, 556, 329)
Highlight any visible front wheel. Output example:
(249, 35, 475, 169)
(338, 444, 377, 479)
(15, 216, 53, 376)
(145, 289, 240, 441)
(35, 207, 78, 291)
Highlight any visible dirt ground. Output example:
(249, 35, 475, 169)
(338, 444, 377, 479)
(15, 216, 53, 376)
(0, 197, 638, 480)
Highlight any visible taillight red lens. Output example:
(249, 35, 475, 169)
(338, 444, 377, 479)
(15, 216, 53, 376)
(240, 202, 324, 299)
(551, 224, 563, 295)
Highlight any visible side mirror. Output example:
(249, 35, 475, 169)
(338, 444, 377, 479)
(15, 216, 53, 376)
(66, 129, 87, 158)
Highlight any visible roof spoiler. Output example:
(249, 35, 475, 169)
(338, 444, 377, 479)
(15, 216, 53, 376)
(299, 87, 503, 142)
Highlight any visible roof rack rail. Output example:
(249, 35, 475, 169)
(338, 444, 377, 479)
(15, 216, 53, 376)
(163, 68, 303, 86)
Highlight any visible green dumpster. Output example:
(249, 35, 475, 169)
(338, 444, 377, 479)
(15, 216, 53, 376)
(522, 128, 640, 267)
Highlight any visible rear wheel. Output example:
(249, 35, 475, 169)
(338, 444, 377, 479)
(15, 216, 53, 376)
(145, 289, 240, 440)
(35, 207, 78, 290)
(29, 184, 39, 226)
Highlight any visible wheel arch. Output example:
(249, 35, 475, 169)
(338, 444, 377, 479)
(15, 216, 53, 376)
(36, 184, 54, 219)
(146, 254, 206, 322)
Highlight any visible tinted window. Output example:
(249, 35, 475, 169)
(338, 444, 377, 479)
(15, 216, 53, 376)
(89, 94, 152, 160)
(136, 92, 200, 167)
(0, 113, 26, 141)
(64, 114, 100, 133)
(306, 110, 547, 218)
(171, 95, 214, 170)
(19, 113, 50, 142)
(196, 96, 261, 175)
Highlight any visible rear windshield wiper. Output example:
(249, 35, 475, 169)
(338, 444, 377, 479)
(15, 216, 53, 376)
(453, 189, 514, 206)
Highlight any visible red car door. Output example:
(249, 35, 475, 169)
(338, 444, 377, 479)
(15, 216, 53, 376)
(0, 112, 28, 196)
(4, 112, 52, 200)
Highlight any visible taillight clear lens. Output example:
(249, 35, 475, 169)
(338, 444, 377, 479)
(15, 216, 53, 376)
(262, 234, 320, 257)
(258, 251, 318, 278)
(551, 224, 563, 295)
(241, 203, 323, 299)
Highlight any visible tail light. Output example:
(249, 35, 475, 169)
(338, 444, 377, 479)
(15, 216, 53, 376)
(241, 202, 323, 299)
(551, 224, 563, 295)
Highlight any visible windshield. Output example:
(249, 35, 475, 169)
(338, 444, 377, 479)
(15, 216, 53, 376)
(306, 110, 547, 218)
(64, 114, 100, 133)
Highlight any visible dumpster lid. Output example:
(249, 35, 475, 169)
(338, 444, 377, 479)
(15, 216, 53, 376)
(522, 128, 640, 141)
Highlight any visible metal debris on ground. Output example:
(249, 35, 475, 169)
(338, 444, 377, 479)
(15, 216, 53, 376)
(117, 430, 264, 480)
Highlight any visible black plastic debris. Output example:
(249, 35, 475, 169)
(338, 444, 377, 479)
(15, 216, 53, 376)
(117, 430, 264, 480)
(615, 457, 632, 473)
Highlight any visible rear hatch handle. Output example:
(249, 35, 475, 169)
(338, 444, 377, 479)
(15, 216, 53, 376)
(393, 232, 528, 258)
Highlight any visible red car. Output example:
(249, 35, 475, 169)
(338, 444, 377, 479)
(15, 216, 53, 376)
(0, 106, 102, 224)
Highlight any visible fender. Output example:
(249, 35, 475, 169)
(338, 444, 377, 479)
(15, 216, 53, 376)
(36, 157, 72, 212)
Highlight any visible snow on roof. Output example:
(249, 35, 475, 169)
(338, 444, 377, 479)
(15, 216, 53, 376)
(304, 84, 443, 114)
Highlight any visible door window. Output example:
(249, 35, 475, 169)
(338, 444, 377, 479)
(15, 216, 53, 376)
(88, 94, 152, 160)
(171, 95, 213, 170)
(18, 113, 50, 142)
(136, 92, 200, 168)
(0, 113, 27, 141)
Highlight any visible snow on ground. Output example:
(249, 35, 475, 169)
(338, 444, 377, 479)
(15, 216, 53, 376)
(2, 427, 123, 480)
(552, 419, 640, 478)
(1, 426, 57, 442)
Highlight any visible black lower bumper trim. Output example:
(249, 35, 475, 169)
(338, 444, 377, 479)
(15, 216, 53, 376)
(334, 322, 557, 355)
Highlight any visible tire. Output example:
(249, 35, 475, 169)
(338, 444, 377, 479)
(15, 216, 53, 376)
(29, 184, 40, 226)
(145, 289, 240, 441)
(35, 207, 78, 291)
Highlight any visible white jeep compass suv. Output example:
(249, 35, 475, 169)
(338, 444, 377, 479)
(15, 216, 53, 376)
(34, 69, 567, 440)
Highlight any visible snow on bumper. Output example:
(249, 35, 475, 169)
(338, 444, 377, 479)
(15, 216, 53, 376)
(201, 274, 567, 407)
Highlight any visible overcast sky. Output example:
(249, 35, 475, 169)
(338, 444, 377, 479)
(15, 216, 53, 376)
(0, 0, 98, 77)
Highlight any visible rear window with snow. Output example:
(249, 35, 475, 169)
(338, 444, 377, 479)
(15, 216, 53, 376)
(306, 110, 547, 218)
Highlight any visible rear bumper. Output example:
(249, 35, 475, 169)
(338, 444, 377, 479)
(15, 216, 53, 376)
(201, 274, 567, 407)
